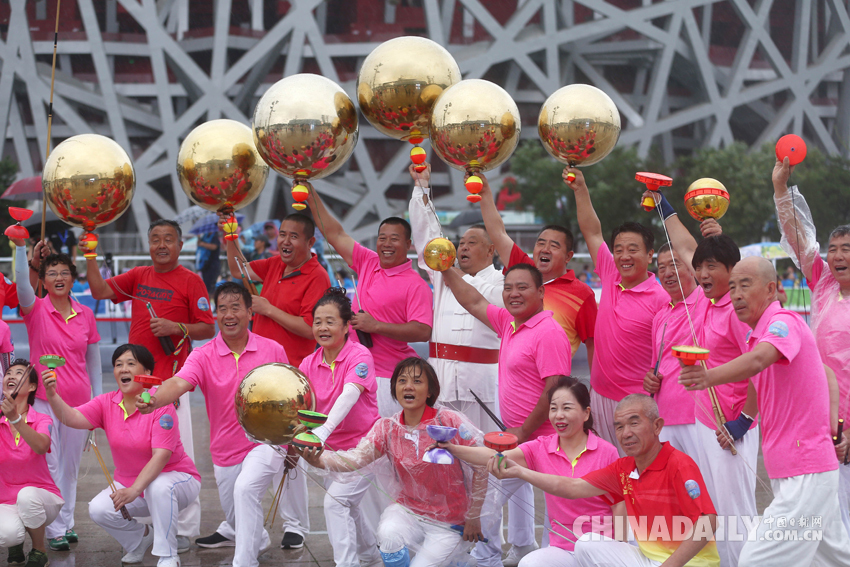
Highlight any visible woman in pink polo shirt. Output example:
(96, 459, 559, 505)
(443, 376, 622, 567)
(42, 344, 200, 567)
(299, 288, 381, 567)
(0, 360, 63, 567)
(298, 358, 488, 567)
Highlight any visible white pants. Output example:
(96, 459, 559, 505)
(575, 533, 660, 566)
(213, 444, 283, 567)
(376, 503, 470, 567)
(472, 476, 536, 567)
(33, 398, 88, 538)
(658, 423, 701, 465)
(519, 545, 578, 567)
(377, 377, 398, 418)
(739, 469, 850, 567)
(324, 474, 381, 567)
(589, 391, 622, 457)
(88, 471, 199, 557)
(174, 392, 200, 538)
(0, 487, 64, 547)
(274, 459, 310, 536)
(839, 462, 850, 538)
(695, 421, 758, 567)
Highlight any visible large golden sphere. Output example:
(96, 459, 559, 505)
(235, 363, 316, 446)
(538, 84, 621, 167)
(176, 120, 269, 213)
(42, 134, 135, 232)
(357, 36, 460, 143)
(423, 237, 456, 272)
(252, 74, 358, 181)
(429, 79, 521, 173)
(684, 178, 730, 221)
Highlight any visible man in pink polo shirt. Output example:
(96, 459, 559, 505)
(306, 186, 433, 417)
(444, 262, 572, 567)
(137, 283, 292, 567)
(565, 168, 668, 449)
(680, 257, 850, 566)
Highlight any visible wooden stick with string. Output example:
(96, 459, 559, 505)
(89, 436, 132, 520)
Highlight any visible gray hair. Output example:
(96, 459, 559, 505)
(616, 394, 660, 422)
(829, 224, 850, 242)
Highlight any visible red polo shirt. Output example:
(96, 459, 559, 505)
(583, 442, 719, 566)
(250, 253, 330, 367)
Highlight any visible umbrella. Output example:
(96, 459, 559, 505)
(189, 212, 244, 236)
(448, 209, 483, 229)
(246, 219, 280, 234)
(173, 205, 208, 227)
(22, 208, 62, 230)
(1, 176, 43, 200)
(739, 242, 789, 260)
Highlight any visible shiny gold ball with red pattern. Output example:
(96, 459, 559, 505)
(423, 237, 457, 272)
(42, 134, 135, 232)
(684, 178, 730, 221)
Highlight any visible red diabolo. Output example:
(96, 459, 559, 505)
(775, 135, 807, 166)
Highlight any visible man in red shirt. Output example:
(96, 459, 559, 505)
(87, 219, 215, 551)
(223, 212, 330, 549)
(492, 394, 720, 567)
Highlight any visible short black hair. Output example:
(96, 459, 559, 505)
(148, 219, 182, 239)
(692, 235, 740, 271)
(379, 217, 412, 241)
(504, 263, 543, 288)
(611, 222, 654, 253)
(38, 254, 78, 282)
(465, 224, 493, 245)
(214, 282, 252, 309)
(282, 213, 316, 239)
(111, 344, 156, 375)
(8, 359, 38, 406)
(538, 225, 574, 252)
(312, 287, 354, 323)
(390, 357, 440, 407)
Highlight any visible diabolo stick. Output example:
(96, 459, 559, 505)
(90, 437, 131, 521)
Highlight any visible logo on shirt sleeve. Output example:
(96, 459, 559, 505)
(458, 423, 473, 440)
(768, 321, 789, 338)
(685, 479, 701, 499)
(159, 414, 174, 430)
(197, 297, 210, 312)
(355, 362, 369, 378)
(3, 276, 10, 285)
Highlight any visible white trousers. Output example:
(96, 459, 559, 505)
(575, 533, 660, 566)
(589, 391, 622, 457)
(518, 545, 578, 567)
(695, 421, 758, 567)
(658, 422, 702, 465)
(174, 392, 200, 538)
(213, 444, 283, 567)
(33, 398, 88, 538)
(376, 503, 470, 567)
(324, 474, 381, 567)
(838, 462, 850, 538)
(88, 471, 200, 557)
(377, 377, 398, 418)
(0, 487, 64, 547)
(739, 469, 850, 567)
(472, 476, 536, 567)
(274, 459, 310, 536)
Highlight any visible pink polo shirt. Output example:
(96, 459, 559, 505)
(519, 432, 619, 550)
(24, 296, 100, 408)
(77, 391, 200, 488)
(176, 332, 289, 467)
(299, 339, 379, 451)
(650, 287, 702, 426)
(0, 409, 61, 505)
(591, 243, 668, 401)
(486, 305, 572, 439)
(747, 302, 836, 479)
(349, 243, 433, 377)
(695, 292, 755, 429)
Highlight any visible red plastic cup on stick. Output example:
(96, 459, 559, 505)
(635, 172, 673, 211)
(670, 345, 710, 366)
(484, 431, 518, 468)
(776, 135, 807, 166)
(134, 374, 163, 404)
(4, 207, 33, 240)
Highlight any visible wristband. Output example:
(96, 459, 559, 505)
(723, 412, 754, 441)
(655, 191, 677, 220)
(9, 414, 22, 425)
(29, 262, 39, 273)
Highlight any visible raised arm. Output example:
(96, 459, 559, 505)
(772, 157, 817, 281)
(85, 254, 118, 301)
(12, 241, 36, 315)
(304, 183, 356, 267)
(408, 163, 440, 276)
(474, 172, 516, 264)
(218, 212, 261, 284)
(441, 268, 494, 332)
(642, 190, 699, 274)
(42, 370, 96, 430)
(564, 167, 604, 266)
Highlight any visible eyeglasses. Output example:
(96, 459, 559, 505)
(45, 271, 72, 279)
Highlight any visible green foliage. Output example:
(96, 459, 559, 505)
(0, 157, 24, 257)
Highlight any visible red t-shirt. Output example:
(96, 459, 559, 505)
(582, 442, 719, 566)
(507, 244, 597, 355)
(107, 266, 214, 378)
(250, 254, 331, 367)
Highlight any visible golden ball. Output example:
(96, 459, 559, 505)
(423, 237, 457, 272)
(684, 178, 730, 221)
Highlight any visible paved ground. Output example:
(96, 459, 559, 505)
(8, 326, 773, 567)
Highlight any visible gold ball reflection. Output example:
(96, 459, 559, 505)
(684, 178, 730, 221)
(423, 237, 457, 272)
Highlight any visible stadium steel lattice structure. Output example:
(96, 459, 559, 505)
(2, 0, 850, 243)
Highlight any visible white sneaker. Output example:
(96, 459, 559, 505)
(157, 556, 180, 567)
(502, 541, 539, 567)
(121, 527, 154, 563)
(176, 536, 190, 554)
